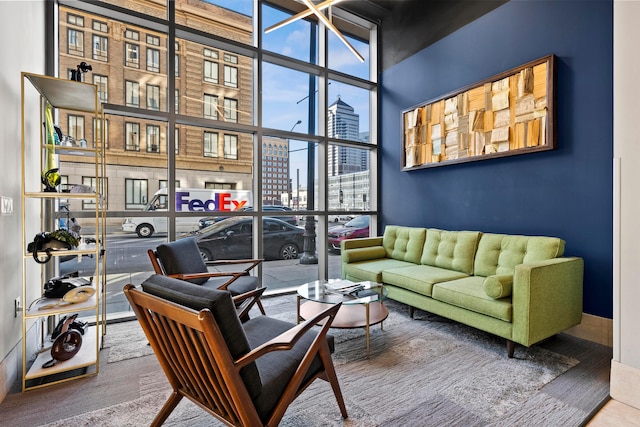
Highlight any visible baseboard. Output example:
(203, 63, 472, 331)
(564, 312, 613, 347)
(610, 360, 640, 410)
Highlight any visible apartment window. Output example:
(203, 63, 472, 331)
(92, 20, 107, 33)
(224, 134, 238, 159)
(204, 48, 218, 59)
(146, 35, 160, 46)
(175, 89, 179, 114)
(224, 53, 237, 64)
(147, 48, 160, 72)
(125, 122, 140, 150)
(82, 176, 107, 209)
(159, 180, 181, 189)
(205, 182, 233, 189)
(68, 29, 84, 56)
(204, 131, 218, 157)
(68, 115, 85, 140)
(175, 54, 179, 77)
(67, 13, 84, 26)
(125, 178, 147, 209)
(204, 60, 218, 83)
(124, 29, 139, 40)
(224, 98, 238, 123)
(203, 94, 218, 119)
(175, 127, 179, 154)
(224, 65, 238, 88)
(93, 118, 108, 148)
(147, 125, 160, 153)
(125, 81, 139, 107)
(125, 43, 139, 67)
(147, 84, 160, 110)
(93, 74, 108, 103)
(92, 35, 108, 61)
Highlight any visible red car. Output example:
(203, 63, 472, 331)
(328, 216, 370, 252)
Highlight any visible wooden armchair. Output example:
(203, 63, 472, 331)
(148, 237, 265, 315)
(124, 275, 348, 427)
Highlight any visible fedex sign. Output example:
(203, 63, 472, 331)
(175, 191, 249, 212)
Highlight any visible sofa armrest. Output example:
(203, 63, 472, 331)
(511, 257, 584, 347)
(341, 237, 385, 264)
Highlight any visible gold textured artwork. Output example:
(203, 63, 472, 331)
(402, 55, 556, 170)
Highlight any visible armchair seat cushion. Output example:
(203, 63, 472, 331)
(202, 275, 259, 296)
(243, 316, 335, 422)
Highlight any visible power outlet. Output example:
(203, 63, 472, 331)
(14, 297, 21, 318)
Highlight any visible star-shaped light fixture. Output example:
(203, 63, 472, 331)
(264, 0, 365, 63)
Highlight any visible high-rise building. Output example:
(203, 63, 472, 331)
(327, 96, 369, 176)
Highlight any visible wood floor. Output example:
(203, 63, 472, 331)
(0, 294, 614, 426)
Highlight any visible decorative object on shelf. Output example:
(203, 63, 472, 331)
(42, 101, 61, 191)
(42, 314, 83, 368)
(37, 286, 95, 311)
(70, 61, 92, 82)
(401, 55, 556, 170)
(43, 274, 92, 298)
(51, 314, 88, 339)
(27, 229, 80, 264)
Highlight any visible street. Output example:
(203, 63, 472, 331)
(60, 231, 343, 317)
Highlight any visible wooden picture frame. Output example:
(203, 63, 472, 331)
(401, 55, 556, 170)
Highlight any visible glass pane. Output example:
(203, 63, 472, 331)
(328, 214, 371, 276)
(328, 24, 370, 80)
(262, 2, 318, 64)
(176, 1, 253, 41)
(98, 0, 167, 19)
(328, 80, 370, 143)
(284, 139, 318, 211)
(176, 38, 252, 125)
(263, 63, 318, 134)
(327, 150, 371, 209)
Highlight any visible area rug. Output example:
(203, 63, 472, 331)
(70, 299, 584, 426)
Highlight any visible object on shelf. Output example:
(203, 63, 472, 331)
(51, 314, 88, 339)
(42, 102, 61, 192)
(42, 314, 83, 368)
(27, 230, 80, 264)
(43, 274, 92, 298)
(37, 286, 95, 310)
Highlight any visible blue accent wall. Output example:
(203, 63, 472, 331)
(380, 1, 613, 318)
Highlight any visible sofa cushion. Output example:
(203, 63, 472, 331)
(431, 276, 513, 322)
(344, 258, 416, 283)
(474, 234, 566, 277)
(420, 229, 481, 275)
(383, 226, 427, 264)
(483, 274, 514, 299)
(382, 265, 469, 297)
(342, 245, 387, 263)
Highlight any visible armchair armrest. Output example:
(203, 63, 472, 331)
(205, 258, 263, 273)
(511, 257, 584, 347)
(233, 287, 267, 321)
(235, 302, 341, 369)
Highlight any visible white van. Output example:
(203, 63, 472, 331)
(122, 188, 252, 237)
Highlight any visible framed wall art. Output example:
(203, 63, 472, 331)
(402, 55, 556, 170)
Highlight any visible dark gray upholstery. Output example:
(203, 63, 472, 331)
(140, 274, 335, 423)
(155, 237, 259, 295)
(141, 274, 262, 399)
(243, 316, 335, 422)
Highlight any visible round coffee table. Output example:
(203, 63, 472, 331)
(297, 279, 389, 358)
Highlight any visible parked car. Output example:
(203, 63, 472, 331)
(329, 214, 354, 222)
(328, 216, 370, 252)
(198, 205, 298, 229)
(190, 217, 304, 261)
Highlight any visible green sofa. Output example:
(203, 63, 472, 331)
(341, 225, 584, 357)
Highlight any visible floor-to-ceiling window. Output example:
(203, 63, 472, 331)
(55, 0, 378, 318)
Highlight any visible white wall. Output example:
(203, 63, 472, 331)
(0, 0, 45, 400)
(612, 0, 640, 409)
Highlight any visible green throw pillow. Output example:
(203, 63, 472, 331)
(483, 274, 514, 299)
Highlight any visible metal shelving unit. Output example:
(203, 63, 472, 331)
(20, 72, 106, 391)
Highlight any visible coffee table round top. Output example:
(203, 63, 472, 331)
(297, 279, 387, 306)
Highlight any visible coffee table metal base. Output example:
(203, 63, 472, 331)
(298, 299, 389, 358)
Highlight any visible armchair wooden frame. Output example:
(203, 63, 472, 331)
(147, 249, 266, 315)
(123, 284, 348, 427)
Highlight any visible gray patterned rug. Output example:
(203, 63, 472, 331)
(51, 299, 585, 426)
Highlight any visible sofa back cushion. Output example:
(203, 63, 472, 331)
(420, 229, 481, 275)
(474, 233, 566, 277)
(382, 226, 426, 264)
